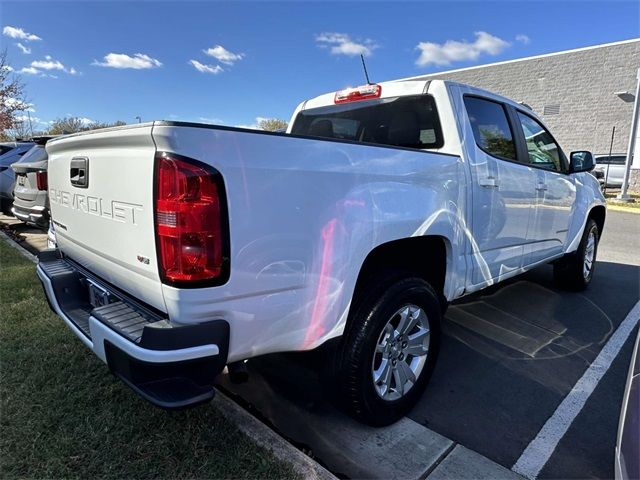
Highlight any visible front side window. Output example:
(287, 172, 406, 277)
(291, 95, 443, 150)
(516, 112, 563, 172)
(464, 96, 516, 161)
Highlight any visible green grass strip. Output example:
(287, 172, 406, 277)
(0, 238, 297, 479)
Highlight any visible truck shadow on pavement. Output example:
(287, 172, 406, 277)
(218, 261, 639, 479)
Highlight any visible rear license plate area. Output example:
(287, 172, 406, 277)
(17, 175, 26, 186)
(86, 279, 115, 308)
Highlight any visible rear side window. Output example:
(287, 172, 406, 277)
(464, 96, 516, 161)
(291, 95, 443, 150)
(16, 145, 47, 164)
(0, 145, 33, 167)
(0, 145, 14, 156)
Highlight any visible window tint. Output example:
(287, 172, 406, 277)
(291, 95, 443, 150)
(464, 96, 516, 160)
(516, 112, 562, 172)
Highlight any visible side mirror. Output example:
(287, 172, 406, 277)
(570, 151, 595, 173)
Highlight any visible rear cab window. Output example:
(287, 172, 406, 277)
(291, 95, 443, 150)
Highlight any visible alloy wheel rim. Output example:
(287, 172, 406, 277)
(583, 229, 596, 279)
(371, 304, 430, 401)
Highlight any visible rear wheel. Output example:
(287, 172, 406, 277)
(554, 219, 599, 291)
(331, 273, 441, 426)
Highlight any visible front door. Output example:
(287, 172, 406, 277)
(513, 110, 576, 265)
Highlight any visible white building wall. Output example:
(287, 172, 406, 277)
(407, 39, 640, 160)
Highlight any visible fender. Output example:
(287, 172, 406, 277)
(302, 179, 467, 348)
(565, 172, 606, 253)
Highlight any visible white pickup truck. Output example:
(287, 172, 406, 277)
(37, 79, 605, 425)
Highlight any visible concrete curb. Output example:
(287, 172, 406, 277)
(215, 393, 336, 480)
(0, 231, 337, 480)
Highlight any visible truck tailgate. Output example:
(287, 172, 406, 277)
(46, 124, 166, 312)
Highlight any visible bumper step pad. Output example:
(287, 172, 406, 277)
(93, 302, 157, 344)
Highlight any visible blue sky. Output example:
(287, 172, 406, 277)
(1, 1, 639, 130)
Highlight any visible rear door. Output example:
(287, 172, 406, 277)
(46, 124, 166, 312)
(512, 109, 575, 264)
(459, 91, 537, 287)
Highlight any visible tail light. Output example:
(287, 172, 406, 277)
(154, 152, 229, 287)
(36, 171, 48, 191)
(334, 84, 381, 104)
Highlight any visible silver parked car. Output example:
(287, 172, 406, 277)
(0, 142, 35, 215)
(593, 154, 627, 188)
(11, 136, 56, 229)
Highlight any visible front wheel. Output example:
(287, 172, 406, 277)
(554, 219, 599, 291)
(331, 274, 441, 426)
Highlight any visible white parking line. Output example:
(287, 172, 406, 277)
(512, 300, 640, 479)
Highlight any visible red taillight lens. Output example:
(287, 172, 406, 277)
(155, 153, 227, 286)
(36, 171, 48, 191)
(334, 84, 381, 104)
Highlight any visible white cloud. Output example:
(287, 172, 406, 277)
(2, 65, 14, 72)
(235, 116, 269, 130)
(31, 55, 65, 71)
(19, 66, 40, 75)
(2, 26, 41, 41)
(415, 31, 510, 67)
(198, 117, 224, 124)
(16, 42, 31, 54)
(14, 114, 42, 127)
(516, 34, 530, 45)
(189, 59, 223, 74)
(18, 56, 77, 77)
(203, 45, 244, 65)
(79, 117, 94, 126)
(5, 98, 35, 112)
(92, 53, 162, 69)
(316, 32, 377, 57)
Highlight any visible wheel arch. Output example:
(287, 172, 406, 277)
(588, 205, 606, 237)
(351, 235, 451, 312)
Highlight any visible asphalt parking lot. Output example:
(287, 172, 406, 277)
(220, 210, 640, 479)
(2, 210, 638, 479)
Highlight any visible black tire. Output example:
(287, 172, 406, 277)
(330, 272, 441, 426)
(0, 199, 12, 216)
(554, 219, 599, 291)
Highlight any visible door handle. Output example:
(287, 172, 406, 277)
(479, 176, 499, 188)
(70, 157, 89, 188)
(535, 183, 548, 192)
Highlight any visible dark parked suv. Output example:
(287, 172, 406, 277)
(11, 136, 56, 228)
